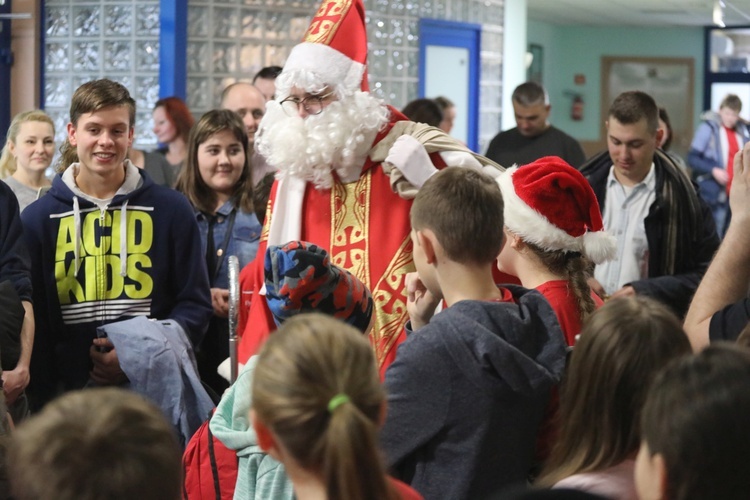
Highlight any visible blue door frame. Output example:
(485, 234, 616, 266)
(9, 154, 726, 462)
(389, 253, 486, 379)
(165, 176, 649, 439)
(0, 0, 12, 135)
(159, 0, 187, 99)
(418, 19, 481, 152)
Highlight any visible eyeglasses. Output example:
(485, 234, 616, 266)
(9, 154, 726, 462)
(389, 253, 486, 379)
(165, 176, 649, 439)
(279, 91, 335, 116)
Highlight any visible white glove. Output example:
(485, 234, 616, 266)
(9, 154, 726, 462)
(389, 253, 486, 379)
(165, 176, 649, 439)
(385, 135, 438, 189)
(217, 357, 245, 382)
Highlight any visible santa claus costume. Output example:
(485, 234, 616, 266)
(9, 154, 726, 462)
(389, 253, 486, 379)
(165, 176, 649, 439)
(233, 0, 500, 377)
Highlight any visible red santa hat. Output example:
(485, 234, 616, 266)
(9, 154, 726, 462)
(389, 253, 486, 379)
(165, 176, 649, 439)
(496, 156, 616, 265)
(283, 0, 369, 93)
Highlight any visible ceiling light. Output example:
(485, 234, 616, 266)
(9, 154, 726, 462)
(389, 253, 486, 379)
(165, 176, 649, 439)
(714, 0, 726, 27)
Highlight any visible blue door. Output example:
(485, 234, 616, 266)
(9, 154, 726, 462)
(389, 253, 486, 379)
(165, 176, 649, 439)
(419, 19, 481, 152)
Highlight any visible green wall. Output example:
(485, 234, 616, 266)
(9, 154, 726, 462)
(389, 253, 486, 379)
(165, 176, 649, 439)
(527, 20, 705, 143)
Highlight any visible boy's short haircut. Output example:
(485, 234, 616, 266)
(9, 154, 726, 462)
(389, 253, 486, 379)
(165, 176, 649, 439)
(58, 79, 137, 172)
(411, 167, 504, 265)
(720, 93, 742, 113)
(641, 344, 750, 500)
(70, 79, 136, 128)
(9, 388, 181, 500)
(608, 90, 659, 134)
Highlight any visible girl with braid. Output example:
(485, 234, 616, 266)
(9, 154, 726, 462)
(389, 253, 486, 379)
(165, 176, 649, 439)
(250, 313, 421, 500)
(497, 156, 616, 345)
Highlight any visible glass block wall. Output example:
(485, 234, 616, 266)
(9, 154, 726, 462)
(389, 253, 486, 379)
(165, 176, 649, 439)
(186, 0, 505, 153)
(44, 0, 504, 152)
(44, 0, 161, 148)
(186, 0, 313, 112)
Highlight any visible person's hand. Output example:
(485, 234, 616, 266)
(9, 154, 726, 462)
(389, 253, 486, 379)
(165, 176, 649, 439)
(405, 272, 442, 330)
(90, 338, 128, 385)
(729, 144, 750, 222)
(385, 135, 437, 189)
(610, 285, 636, 300)
(712, 166, 729, 186)
(587, 277, 607, 300)
(2, 365, 29, 405)
(211, 288, 230, 318)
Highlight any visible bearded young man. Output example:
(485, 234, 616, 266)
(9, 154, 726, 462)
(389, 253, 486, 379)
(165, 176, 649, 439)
(229, 0, 499, 377)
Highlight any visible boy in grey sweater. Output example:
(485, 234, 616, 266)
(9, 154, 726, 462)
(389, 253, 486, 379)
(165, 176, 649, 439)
(381, 167, 567, 499)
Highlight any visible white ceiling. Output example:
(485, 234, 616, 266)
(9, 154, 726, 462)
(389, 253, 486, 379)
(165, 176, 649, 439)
(526, 0, 750, 27)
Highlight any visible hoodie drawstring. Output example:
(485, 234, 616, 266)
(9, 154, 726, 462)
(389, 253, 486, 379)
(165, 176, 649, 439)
(120, 200, 128, 277)
(73, 196, 81, 275)
(72, 197, 129, 277)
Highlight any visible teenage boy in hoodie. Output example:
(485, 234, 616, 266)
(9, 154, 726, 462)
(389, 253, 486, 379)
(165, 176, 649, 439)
(380, 167, 568, 500)
(22, 79, 212, 410)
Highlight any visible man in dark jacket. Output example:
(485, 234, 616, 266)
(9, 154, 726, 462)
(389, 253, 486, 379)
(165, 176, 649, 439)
(580, 91, 719, 318)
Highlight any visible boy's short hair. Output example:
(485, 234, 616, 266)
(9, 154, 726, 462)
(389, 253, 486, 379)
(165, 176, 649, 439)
(720, 93, 742, 113)
(9, 388, 181, 500)
(411, 167, 504, 265)
(58, 79, 136, 172)
(608, 91, 659, 134)
(70, 79, 136, 128)
(641, 344, 750, 500)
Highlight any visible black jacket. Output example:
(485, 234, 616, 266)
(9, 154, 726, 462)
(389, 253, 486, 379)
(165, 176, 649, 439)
(580, 150, 719, 318)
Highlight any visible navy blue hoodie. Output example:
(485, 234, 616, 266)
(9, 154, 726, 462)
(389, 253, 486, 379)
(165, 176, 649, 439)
(22, 166, 212, 408)
(382, 285, 567, 500)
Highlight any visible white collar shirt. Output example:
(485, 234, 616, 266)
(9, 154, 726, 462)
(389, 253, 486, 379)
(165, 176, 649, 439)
(594, 163, 657, 295)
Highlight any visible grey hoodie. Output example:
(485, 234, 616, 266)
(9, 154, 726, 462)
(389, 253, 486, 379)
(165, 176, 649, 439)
(381, 285, 567, 500)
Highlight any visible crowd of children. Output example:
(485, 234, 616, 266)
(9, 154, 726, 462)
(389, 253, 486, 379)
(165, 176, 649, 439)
(3, 4, 750, 495)
(2, 75, 750, 499)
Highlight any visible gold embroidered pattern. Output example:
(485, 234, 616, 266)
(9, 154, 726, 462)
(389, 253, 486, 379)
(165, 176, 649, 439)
(371, 236, 415, 366)
(304, 0, 352, 44)
(330, 173, 371, 290)
(260, 197, 272, 243)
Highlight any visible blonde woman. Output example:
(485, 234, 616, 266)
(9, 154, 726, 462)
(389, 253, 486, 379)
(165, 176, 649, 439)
(0, 110, 55, 211)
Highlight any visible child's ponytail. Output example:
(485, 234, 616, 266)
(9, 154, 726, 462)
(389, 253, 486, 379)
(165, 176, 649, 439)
(252, 313, 399, 500)
(323, 397, 396, 500)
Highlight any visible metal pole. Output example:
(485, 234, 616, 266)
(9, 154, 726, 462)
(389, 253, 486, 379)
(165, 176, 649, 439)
(228, 255, 240, 384)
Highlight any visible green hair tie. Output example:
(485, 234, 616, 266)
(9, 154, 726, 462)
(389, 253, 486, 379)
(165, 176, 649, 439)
(327, 393, 350, 413)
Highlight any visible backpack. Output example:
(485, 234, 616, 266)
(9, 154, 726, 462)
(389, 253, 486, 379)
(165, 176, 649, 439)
(182, 413, 239, 500)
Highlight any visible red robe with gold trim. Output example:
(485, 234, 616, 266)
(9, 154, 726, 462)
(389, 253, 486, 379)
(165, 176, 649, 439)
(237, 108, 446, 377)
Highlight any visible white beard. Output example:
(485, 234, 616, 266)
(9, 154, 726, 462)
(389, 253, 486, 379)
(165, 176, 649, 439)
(255, 91, 390, 189)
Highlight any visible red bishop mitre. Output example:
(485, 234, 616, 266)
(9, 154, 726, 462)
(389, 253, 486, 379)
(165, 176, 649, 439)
(496, 156, 617, 265)
(283, 0, 369, 92)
